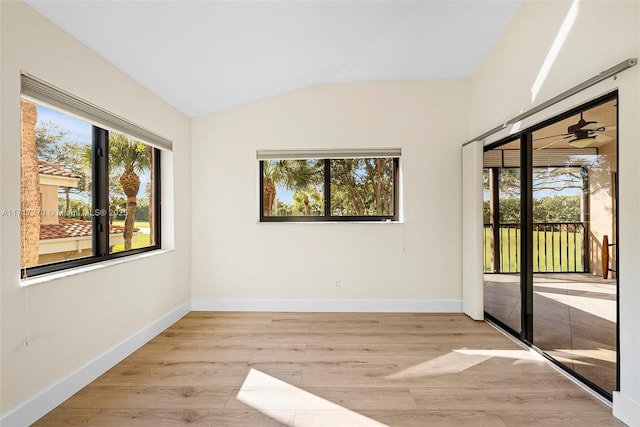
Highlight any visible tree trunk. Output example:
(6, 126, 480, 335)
(263, 177, 276, 216)
(120, 168, 140, 250)
(336, 169, 365, 215)
(375, 159, 383, 214)
(20, 100, 41, 269)
(124, 195, 137, 250)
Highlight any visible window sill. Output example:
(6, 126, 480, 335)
(20, 249, 174, 288)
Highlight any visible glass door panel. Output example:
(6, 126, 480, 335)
(483, 139, 522, 333)
(531, 98, 618, 395)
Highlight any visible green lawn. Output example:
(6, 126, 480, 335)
(111, 220, 150, 229)
(484, 227, 584, 273)
(110, 220, 152, 252)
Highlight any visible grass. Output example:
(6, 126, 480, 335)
(111, 220, 150, 229)
(110, 220, 152, 252)
(484, 227, 584, 273)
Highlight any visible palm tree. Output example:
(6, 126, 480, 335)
(20, 100, 41, 270)
(293, 187, 323, 216)
(263, 161, 278, 216)
(109, 134, 150, 250)
(263, 160, 322, 216)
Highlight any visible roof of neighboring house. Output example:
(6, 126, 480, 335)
(38, 161, 81, 179)
(40, 218, 138, 240)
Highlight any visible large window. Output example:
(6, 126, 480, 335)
(259, 151, 399, 222)
(20, 74, 167, 278)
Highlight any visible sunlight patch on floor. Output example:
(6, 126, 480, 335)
(385, 351, 491, 379)
(554, 348, 616, 363)
(454, 348, 542, 361)
(533, 280, 617, 295)
(237, 369, 387, 426)
(545, 353, 593, 367)
(386, 348, 541, 380)
(535, 291, 616, 322)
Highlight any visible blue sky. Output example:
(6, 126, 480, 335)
(36, 104, 151, 200)
(37, 105, 91, 142)
(276, 187, 294, 204)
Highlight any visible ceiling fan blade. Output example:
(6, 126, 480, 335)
(595, 133, 614, 143)
(603, 125, 617, 131)
(581, 122, 604, 131)
(533, 133, 570, 141)
(535, 135, 570, 151)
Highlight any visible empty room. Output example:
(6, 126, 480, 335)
(1, 0, 639, 426)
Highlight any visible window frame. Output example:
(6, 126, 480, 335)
(259, 157, 399, 222)
(21, 105, 162, 279)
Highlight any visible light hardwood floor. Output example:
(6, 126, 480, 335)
(34, 312, 624, 426)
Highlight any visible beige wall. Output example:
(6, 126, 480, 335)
(588, 141, 616, 278)
(39, 184, 58, 225)
(468, 0, 640, 421)
(191, 80, 470, 304)
(38, 249, 92, 265)
(0, 1, 191, 414)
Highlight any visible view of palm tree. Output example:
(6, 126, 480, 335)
(109, 133, 152, 251)
(263, 159, 324, 216)
(20, 102, 156, 269)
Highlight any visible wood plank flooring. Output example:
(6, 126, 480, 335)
(33, 312, 624, 426)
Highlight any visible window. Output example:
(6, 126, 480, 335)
(108, 131, 158, 254)
(259, 150, 400, 222)
(20, 74, 168, 278)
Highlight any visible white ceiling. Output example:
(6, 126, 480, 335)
(26, 1, 523, 118)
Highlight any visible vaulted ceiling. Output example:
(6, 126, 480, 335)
(26, 1, 523, 118)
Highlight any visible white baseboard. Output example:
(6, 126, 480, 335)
(613, 391, 640, 426)
(191, 298, 463, 313)
(0, 301, 191, 427)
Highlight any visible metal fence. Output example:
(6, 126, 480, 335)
(484, 222, 586, 273)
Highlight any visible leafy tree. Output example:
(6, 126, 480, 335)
(499, 197, 521, 223)
(485, 166, 585, 224)
(496, 167, 584, 197)
(35, 120, 91, 216)
(57, 198, 92, 220)
(108, 173, 127, 223)
(135, 198, 150, 221)
(273, 199, 292, 216)
(330, 158, 394, 216)
(533, 195, 581, 222)
(292, 187, 323, 216)
(484, 195, 581, 224)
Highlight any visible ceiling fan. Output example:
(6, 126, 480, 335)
(534, 112, 615, 150)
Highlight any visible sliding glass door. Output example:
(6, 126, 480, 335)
(483, 93, 618, 399)
(531, 97, 618, 395)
